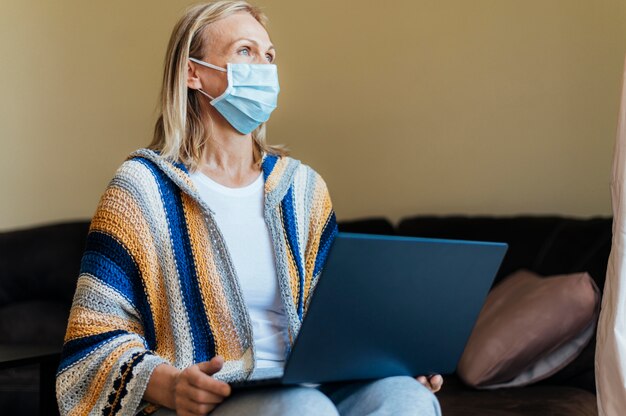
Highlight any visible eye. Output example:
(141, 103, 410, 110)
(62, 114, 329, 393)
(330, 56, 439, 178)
(237, 47, 251, 56)
(265, 53, 274, 63)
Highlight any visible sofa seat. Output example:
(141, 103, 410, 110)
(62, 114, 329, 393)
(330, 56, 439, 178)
(438, 376, 597, 416)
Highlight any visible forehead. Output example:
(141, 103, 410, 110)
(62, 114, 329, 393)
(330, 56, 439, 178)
(203, 12, 271, 51)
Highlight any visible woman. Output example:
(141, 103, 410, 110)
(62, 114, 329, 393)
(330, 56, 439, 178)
(55, 2, 443, 415)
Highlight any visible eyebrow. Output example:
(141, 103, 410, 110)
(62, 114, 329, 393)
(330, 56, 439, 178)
(227, 38, 275, 51)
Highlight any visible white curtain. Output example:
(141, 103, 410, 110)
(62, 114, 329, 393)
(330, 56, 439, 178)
(596, 55, 626, 416)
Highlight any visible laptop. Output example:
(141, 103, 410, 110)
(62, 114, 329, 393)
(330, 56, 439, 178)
(230, 232, 507, 389)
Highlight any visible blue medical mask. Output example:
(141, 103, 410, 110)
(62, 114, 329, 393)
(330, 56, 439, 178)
(189, 57, 280, 135)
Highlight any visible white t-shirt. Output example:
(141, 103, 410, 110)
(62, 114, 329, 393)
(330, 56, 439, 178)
(190, 170, 287, 369)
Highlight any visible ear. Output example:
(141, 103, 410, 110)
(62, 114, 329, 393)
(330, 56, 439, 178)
(186, 60, 203, 90)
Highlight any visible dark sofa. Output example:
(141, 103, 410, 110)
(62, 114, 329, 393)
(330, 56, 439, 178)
(0, 221, 90, 416)
(342, 215, 609, 416)
(0, 215, 610, 415)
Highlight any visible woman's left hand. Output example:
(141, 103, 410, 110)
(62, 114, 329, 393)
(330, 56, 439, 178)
(416, 374, 444, 393)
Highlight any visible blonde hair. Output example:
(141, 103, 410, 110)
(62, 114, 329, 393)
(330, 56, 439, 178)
(149, 1, 287, 171)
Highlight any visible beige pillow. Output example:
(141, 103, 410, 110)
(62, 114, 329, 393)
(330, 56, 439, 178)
(457, 269, 600, 389)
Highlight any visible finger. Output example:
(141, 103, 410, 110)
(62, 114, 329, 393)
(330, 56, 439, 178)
(184, 385, 228, 405)
(178, 409, 203, 416)
(426, 377, 443, 393)
(429, 375, 444, 389)
(179, 400, 216, 416)
(177, 408, 204, 416)
(416, 376, 427, 385)
(187, 367, 231, 397)
(197, 356, 224, 375)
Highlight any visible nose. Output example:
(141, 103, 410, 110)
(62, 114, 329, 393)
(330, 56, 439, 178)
(253, 56, 269, 65)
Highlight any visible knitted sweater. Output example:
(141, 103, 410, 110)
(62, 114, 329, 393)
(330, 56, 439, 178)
(55, 148, 338, 416)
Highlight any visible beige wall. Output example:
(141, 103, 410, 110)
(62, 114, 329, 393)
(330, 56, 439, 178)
(1, 0, 625, 230)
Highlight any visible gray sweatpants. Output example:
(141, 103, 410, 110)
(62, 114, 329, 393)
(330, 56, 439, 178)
(153, 375, 442, 415)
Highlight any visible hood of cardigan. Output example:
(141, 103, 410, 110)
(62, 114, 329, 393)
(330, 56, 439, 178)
(126, 148, 302, 212)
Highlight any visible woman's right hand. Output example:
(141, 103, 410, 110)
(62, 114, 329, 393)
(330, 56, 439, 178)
(172, 356, 232, 416)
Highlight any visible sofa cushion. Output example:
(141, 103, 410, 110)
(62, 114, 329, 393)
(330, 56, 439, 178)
(0, 301, 69, 346)
(0, 365, 39, 416)
(337, 217, 395, 235)
(531, 217, 611, 291)
(0, 221, 90, 307)
(457, 270, 599, 388)
(396, 216, 565, 285)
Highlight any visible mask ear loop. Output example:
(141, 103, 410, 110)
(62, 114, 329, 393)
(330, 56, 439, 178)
(189, 57, 227, 72)
(188, 57, 227, 101)
(196, 88, 215, 100)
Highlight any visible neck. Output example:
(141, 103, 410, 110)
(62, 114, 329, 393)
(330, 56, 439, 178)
(198, 113, 261, 187)
(202, 133, 255, 171)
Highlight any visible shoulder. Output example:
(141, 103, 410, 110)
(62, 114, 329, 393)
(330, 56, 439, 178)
(295, 159, 330, 197)
(266, 154, 328, 191)
(111, 148, 178, 187)
(92, 150, 180, 231)
(273, 155, 333, 208)
(101, 149, 173, 207)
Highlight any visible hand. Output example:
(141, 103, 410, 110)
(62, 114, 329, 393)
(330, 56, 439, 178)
(416, 374, 444, 393)
(172, 356, 232, 416)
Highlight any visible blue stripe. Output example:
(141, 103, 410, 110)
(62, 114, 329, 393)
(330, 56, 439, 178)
(80, 231, 157, 349)
(135, 157, 216, 362)
(80, 252, 134, 302)
(262, 154, 279, 180)
(57, 330, 127, 373)
(313, 211, 338, 278)
(280, 186, 306, 319)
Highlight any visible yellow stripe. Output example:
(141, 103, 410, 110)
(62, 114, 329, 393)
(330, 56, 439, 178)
(302, 182, 324, 301)
(181, 193, 244, 360)
(64, 306, 144, 342)
(303, 180, 333, 305)
(90, 185, 176, 363)
(264, 157, 289, 194)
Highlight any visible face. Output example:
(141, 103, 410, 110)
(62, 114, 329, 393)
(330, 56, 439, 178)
(187, 12, 275, 101)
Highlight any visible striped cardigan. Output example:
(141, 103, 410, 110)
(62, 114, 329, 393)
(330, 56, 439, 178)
(55, 148, 337, 416)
